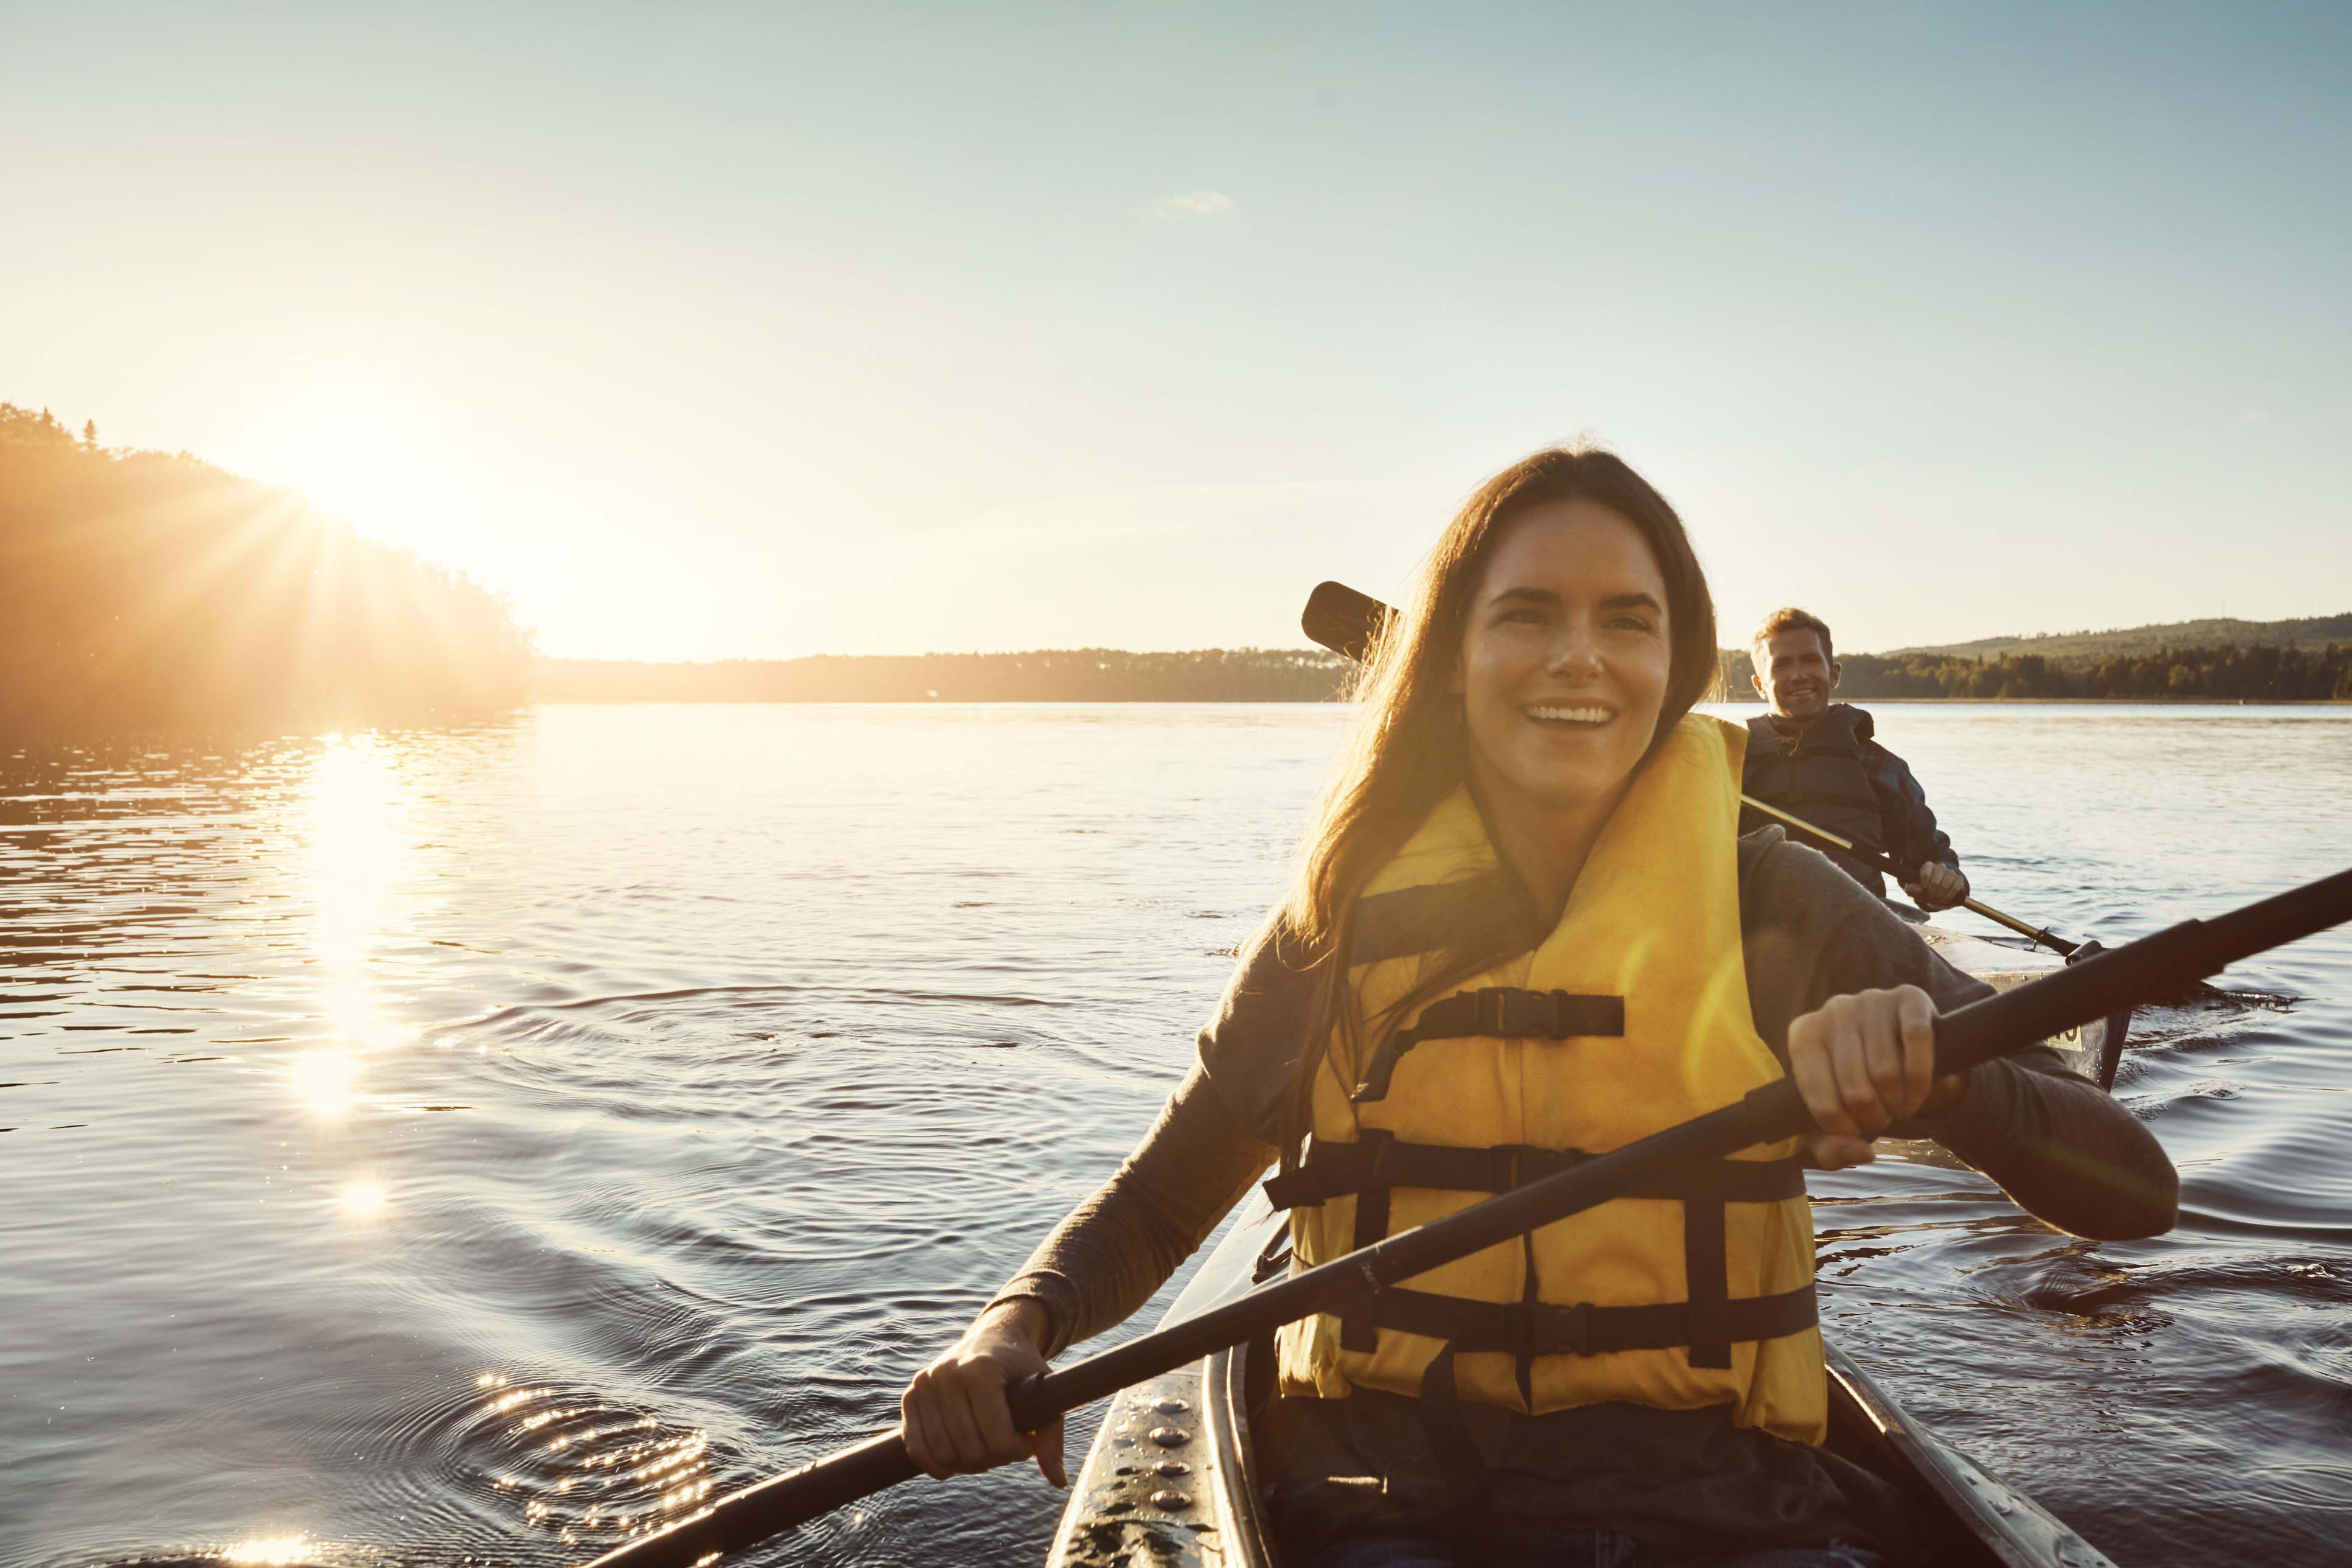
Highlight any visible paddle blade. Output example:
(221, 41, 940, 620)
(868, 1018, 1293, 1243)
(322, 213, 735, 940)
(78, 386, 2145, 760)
(1302, 580, 1393, 662)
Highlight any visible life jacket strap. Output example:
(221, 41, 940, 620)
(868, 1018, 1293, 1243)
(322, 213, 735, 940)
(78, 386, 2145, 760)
(1261, 1135, 1805, 1210)
(1341, 1282, 1819, 1362)
(1349, 987, 1625, 1103)
(1417, 1342, 1499, 1568)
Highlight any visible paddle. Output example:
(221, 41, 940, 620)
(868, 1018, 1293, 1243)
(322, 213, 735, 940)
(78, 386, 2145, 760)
(1304, 579, 2091, 959)
(1732, 795, 2081, 953)
(573, 864, 2352, 1568)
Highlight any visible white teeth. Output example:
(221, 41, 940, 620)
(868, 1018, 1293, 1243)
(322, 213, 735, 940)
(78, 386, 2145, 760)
(1526, 705, 1613, 725)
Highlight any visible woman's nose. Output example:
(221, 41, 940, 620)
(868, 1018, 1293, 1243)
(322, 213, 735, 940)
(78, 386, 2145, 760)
(1545, 626, 1603, 676)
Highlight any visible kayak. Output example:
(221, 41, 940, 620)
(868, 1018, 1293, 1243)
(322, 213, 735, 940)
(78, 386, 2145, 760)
(1903, 907, 2132, 1090)
(1046, 927, 2127, 1568)
(1047, 1188, 2118, 1568)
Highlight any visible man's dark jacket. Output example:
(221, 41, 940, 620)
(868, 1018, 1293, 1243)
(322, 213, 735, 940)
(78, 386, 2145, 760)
(1740, 705, 1958, 899)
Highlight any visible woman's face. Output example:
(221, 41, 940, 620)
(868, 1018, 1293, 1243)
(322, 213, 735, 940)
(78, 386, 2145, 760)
(1454, 499, 1675, 817)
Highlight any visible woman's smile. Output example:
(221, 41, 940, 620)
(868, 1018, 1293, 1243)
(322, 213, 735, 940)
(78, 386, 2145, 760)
(1522, 701, 1618, 729)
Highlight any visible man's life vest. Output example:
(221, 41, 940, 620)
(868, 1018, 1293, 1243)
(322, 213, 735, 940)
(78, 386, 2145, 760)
(1266, 715, 1825, 1445)
(1741, 706, 1888, 897)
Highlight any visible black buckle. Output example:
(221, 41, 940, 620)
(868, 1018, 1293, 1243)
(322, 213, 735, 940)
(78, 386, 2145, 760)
(1472, 988, 1555, 1037)
(1533, 1301, 1593, 1357)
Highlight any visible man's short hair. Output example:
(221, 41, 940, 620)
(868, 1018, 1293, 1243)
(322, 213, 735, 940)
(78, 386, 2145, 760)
(1753, 607, 1835, 663)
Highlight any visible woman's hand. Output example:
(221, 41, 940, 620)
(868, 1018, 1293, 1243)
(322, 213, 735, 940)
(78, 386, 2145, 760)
(1785, 985, 1967, 1169)
(899, 1299, 1067, 1488)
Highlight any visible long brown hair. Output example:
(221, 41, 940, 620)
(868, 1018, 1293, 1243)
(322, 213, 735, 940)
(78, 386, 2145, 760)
(1271, 446, 1721, 1164)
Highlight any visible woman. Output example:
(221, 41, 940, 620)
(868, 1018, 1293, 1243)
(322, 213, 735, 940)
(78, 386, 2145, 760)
(900, 449, 2177, 1567)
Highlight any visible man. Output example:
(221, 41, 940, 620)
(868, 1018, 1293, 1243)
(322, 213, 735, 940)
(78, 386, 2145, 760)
(1742, 606, 1970, 910)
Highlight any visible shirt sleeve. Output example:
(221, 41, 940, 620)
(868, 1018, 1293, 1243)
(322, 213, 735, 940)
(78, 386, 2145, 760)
(1862, 741, 1960, 875)
(1739, 829, 2176, 1239)
(985, 920, 1316, 1357)
(1193, 914, 1328, 1147)
(987, 1063, 1276, 1357)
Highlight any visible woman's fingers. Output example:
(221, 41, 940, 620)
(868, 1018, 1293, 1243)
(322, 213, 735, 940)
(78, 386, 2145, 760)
(1858, 992, 1916, 1126)
(1818, 996, 1892, 1134)
(1787, 1001, 1858, 1139)
(901, 1380, 953, 1481)
(929, 1368, 993, 1471)
(1029, 1415, 1069, 1489)
(1788, 987, 1945, 1143)
(1895, 985, 1937, 1116)
(958, 1374, 1035, 1469)
(1804, 1131, 1875, 1169)
(899, 1305, 1059, 1482)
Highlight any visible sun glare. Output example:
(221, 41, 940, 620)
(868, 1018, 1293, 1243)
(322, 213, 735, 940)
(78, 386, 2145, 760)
(285, 733, 418, 1119)
(237, 379, 483, 569)
(340, 1181, 388, 1217)
(221, 1535, 312, 1566)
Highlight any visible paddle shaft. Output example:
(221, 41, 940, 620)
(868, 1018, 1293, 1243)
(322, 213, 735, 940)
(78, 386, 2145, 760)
(1733, 796, 2081, 955)
(1304, 579, 2082, 955)
(573, 863, 2352, 1568)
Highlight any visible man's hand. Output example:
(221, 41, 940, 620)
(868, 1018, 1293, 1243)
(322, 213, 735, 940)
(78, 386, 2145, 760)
(1785, 985, 1967, 1169)
(1904, 861, 1969, 911)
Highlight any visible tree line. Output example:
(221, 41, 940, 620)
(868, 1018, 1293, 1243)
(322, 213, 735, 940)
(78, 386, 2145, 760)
(558, 642, 2352, 707)
(1720, 644, 2352, 701)
(1, 403, 533, 735)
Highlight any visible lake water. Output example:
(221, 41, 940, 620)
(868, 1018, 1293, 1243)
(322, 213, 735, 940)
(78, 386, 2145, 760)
(4, 703, 2350, 1568)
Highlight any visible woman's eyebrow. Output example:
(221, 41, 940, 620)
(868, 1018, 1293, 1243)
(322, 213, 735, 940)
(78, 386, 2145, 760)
(1599, 591, 1664, 613)
(1486, 586, 1560, 609)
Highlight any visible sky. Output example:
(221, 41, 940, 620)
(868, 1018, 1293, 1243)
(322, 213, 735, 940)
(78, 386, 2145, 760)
(4, 2, 2347, 662)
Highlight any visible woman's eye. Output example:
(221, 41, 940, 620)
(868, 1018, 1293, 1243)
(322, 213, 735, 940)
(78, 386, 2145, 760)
(1607, 615, 1656, 634)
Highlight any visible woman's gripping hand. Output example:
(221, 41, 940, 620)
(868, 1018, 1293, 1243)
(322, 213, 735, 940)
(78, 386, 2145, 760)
(1785, 984, 1967, 1170)
(900, 1298, 1068, 1488)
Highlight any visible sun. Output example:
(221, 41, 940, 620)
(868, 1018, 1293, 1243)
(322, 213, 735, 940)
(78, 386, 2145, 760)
(235, 379, 485, 573)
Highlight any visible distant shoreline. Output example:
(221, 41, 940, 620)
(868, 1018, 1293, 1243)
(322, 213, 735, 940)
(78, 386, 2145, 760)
(535, 636, 2352, 706)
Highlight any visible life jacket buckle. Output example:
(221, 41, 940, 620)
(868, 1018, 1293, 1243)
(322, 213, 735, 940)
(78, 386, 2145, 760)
(1550, 1301, 1594, 1358)
(1524, 1297, 1599, 1363)
(1471, 987, 1553, 1037)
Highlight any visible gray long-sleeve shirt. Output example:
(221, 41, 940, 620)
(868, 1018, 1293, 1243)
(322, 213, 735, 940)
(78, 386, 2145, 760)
(992, 827, 2175, 1556)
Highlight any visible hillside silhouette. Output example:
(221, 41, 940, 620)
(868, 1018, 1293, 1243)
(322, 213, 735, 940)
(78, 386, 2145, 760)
(1721, 642, 2352, 701)
(1888, 612, 2352, 662)
(1, 403, 531, 735)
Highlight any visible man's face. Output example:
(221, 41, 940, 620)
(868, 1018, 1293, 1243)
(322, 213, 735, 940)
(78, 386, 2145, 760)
(1752, 626, 1839, 722)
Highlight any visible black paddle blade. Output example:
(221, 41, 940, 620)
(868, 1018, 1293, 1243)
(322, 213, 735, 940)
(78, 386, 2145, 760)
(1303, 580, 1393, 662)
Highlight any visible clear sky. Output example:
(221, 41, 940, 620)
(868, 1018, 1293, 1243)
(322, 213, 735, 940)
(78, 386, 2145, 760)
(4, 3, 2346, 661)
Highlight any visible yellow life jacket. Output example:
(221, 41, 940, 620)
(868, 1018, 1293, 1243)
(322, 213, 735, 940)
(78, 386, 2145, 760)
(1267, 713, 1825, 1444)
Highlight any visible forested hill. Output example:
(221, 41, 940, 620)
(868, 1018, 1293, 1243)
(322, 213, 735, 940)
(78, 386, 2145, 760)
(537, 648, 1353, 703)
(1, 403, 532, 734)
(1889, 612, 2352, 662)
